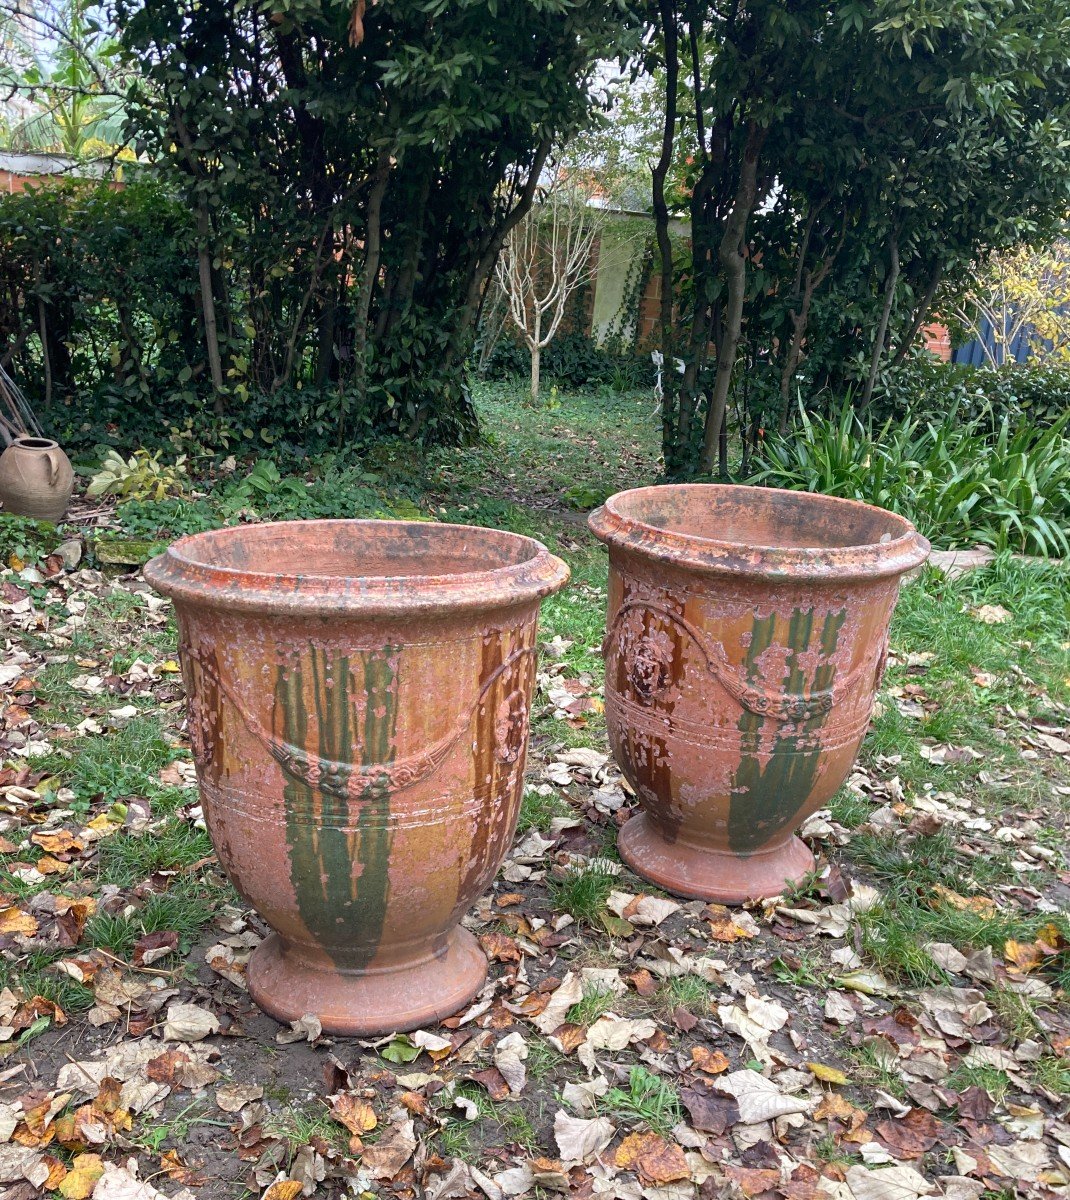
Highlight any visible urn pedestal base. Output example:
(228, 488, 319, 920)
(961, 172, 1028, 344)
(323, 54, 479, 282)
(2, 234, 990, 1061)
(247, 927, 487, 1036)
(618, 813, 815, 906)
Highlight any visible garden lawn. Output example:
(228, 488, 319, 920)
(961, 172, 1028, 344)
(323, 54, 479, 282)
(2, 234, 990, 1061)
(0, 383, 1067, 1200)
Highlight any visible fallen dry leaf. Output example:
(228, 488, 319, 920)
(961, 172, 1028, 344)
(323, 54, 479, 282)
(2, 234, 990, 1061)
(614, 1131, 689, 1184)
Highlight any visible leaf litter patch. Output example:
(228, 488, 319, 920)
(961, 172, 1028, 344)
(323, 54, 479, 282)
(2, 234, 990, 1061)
(0, 552, 1068, 1200)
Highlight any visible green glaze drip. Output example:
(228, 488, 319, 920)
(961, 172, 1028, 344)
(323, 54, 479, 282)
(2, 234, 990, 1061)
(727, 608, 845, 854)
(275, 647, 397, 968)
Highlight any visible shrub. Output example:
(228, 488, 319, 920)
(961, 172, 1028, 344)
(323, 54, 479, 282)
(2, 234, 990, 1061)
(0, 515, 60, 568)
(869, 359, 1070, 429)
(482, 331, 649, 391)
(752, 402, 1070, 557)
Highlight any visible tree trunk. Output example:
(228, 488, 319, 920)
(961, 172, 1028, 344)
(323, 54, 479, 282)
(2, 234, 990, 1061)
(531, 344, 541, 404)
(652, 0, 679, 469)
(351, 150, 393, 419)
(890, 262, 943, 367)
(700, 122, 766, 476)
(195, 207, 225, 413)
(861, 229, 900, 408)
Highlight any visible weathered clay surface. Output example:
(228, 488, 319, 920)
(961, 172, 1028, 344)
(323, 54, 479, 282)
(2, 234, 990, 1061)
(590, 485, 929, 904)
(145, 519, 569, 1034)
(0, 436, 74, 522)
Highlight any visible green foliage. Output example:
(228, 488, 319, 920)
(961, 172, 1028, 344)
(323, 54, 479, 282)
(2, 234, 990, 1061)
(69, 716, 176, 805)
(646, 0, 1070, 477)
(103, 0, 640, 446)
(752, 402, 1070, 556)
(516, 788, 572, 836)
(567, 982, 618, 1026)
(0, 515, 60, 566)
(485, 330, 649, 391)
(869, 359, 1070, 429)
(87, 448, 189, 501)
(0, 180, 202, 445)
(116, 497, 219, 539)
(548, 860, 617, 926)
(600, 1066, 682, 1135)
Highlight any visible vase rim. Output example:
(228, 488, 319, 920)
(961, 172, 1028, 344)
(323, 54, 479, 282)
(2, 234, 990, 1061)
(11, 437, 58, 450)
(144, 517, 570, 616)
(589, 483, 929, 582)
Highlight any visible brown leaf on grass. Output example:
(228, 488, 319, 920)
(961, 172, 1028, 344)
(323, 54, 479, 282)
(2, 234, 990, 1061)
(159, 1150, 208, 1187)
(30, 830, 83, 858)
(0, 906, 37, 936)
(931, 886, 997, 918)
(673, 1006, 699, 1032)
(553, 1112, 615, 1163)
(468, 1067, 510, 1101)
(875, 1108, 945, 1158)
(55, 899, 95, 947)
(360, 1117, 416, 1180)
(704, 904, 758, 942)
(56, 1152, 104, 1199)
(215, 1082, 263, 1113)
(551, 1023, 586, 1053)
(329, 1094, 376, 1136)
(624, 968, 657, 997)
(725, 1165, 783, 1197)
(398, 1091, 432, 1119)
(807, 1061, 849, 1085)
(132, 931, 178, 967)
(681, 1084, 738, 1135)
(262, 1182, 303, 1200)
(35, 855, 69, 875)
(614, 1132, 689, 1184)
(691, 1046, 730, 1075)
(479, 932, 522, 963)
(1004, 924, 1065, 973)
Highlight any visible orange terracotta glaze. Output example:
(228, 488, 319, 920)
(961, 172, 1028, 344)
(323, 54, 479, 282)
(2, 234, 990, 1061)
(145, 520, 568, 1034)
(590, 485, 928, 904)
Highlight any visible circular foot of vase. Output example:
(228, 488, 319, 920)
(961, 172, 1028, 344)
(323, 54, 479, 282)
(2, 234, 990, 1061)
(246, 927, 487, 1036)
(617, 813, 815, 905)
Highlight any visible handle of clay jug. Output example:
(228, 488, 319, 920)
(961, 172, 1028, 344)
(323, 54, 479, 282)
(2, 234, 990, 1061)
(43, 447, 64, 486)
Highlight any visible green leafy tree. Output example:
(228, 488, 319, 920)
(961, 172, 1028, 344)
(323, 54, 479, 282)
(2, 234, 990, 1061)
(642, 0, 1070, 478)
(0, 0, 127, 156)
(113, 0, 640, 442)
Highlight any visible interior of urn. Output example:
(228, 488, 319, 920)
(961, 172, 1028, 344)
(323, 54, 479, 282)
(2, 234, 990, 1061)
(178, 519, 541, 580)
(613, 484, 908, 551)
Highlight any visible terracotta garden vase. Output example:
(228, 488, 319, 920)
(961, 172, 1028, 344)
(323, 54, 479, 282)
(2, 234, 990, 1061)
(0, 437, 74, 522)
(589, 485, 929, 905)
(145, 519, 568, 1035)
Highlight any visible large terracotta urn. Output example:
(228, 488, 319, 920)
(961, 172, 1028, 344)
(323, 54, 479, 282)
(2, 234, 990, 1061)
(0, 437, 74, 522)
(590, 485, 928, 904)
(145, 519, 568, 1034)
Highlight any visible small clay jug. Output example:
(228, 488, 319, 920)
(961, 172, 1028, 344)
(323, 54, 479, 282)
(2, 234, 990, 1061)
(0, 437, 74, 522)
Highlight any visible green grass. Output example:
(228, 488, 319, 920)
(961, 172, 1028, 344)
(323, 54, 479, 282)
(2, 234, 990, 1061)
(526, 1038, 566, 1082)
(0, 949, 95, 1015)
(566, 982, 618, 1027)
(548, 861, 618, 926)
(656, 974, 713, 1015)
(70, 716, 178, 805)
(516, 788, 572, 836)
(600, 1066, 682, 1135)
(96, 822, 213, 887)
(82, 876, 223, 959)
(263, 1104, 350, 1157)
(947, 1064, 1011, 1103)
(1032, 1056, 1070, 1097)
(986, 986, 1041, 1042)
